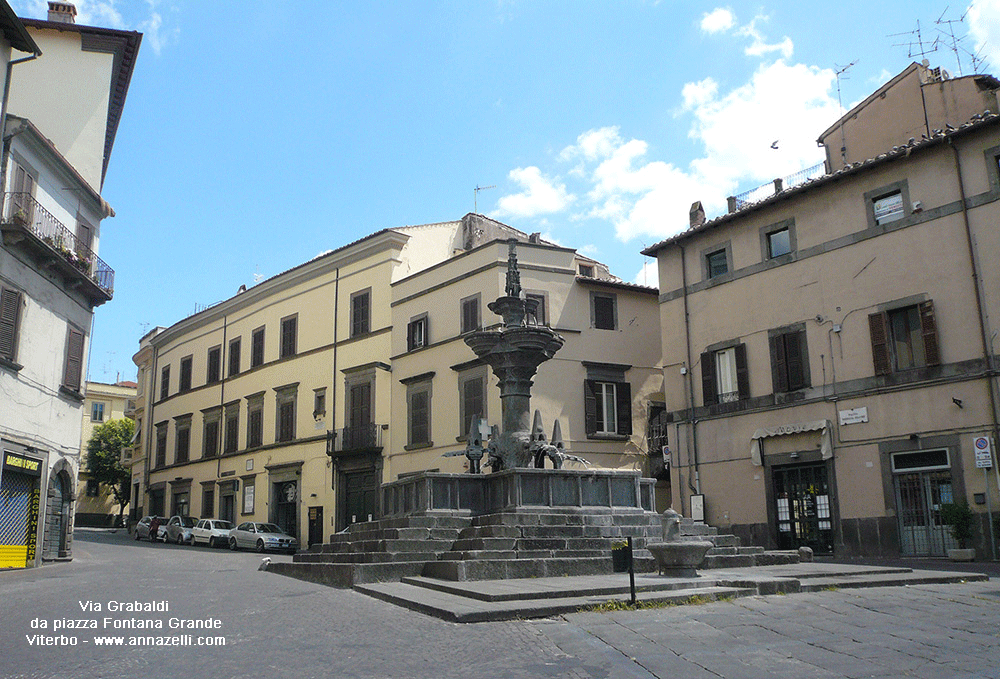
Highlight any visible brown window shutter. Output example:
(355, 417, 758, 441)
(0, 288, 20, 361)
(869, 312, 891, 375)
(64, 327, 84, 391)
(770, 334, 788, 393)
(615, 381, 632, 435)
(919, 300, 940, 366)
(735, 343, 750, 400)
(700, 351, 717, 406)
(584, 380, 597, 435)
(786, 332, 806, 391)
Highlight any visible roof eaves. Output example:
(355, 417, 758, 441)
(642, 110, 1000, 256)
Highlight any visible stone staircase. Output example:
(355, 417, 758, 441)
(269, 510, 800, 587)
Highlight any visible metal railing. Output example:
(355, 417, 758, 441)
(728, 162, 826, 213)
(3, 192, 114, 296)
(339, 423, 384, 452)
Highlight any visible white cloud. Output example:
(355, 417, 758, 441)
(493, 166, 574, 218)
(700, 8, 735, 34)
(968, 0, 1000, 73)
(737, 17, 793, 60)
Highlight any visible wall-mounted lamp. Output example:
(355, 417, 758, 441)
(952, 397, 963, 409)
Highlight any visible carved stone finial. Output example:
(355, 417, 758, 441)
(505, 239, 522, 299)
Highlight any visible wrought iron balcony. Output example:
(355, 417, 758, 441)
(328, 423, 384, 455)
(0, 192, 114, 301)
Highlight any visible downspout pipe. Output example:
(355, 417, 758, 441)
(679, 245, 700, 498)
(949, 139, 1000, 475)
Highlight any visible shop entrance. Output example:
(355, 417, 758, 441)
(772, 462, 834, 554)
(892, 449, 957, 556)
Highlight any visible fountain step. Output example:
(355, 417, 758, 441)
(423, 555, 657, 581)
(293, 550, 445, 565)
(705, 545, 764, 556)
(701, 551, 800, 569)
(326, 527, 464, 544)
(320, 539, 456, 555)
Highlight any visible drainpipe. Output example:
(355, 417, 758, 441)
(679, 245, 700, 498)
(217, 315, 226, 483)
(950, 137, 1000, 558)
(329, 268, 340, 526)
(0, 53, 39, 215)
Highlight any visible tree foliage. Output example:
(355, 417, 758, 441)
(85, 418, 135, 524)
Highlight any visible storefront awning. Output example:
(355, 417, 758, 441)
(750, 419, 832, 466)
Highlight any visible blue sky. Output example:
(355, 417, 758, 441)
(11, 1, 1000, 383)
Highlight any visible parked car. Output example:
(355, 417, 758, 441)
(229, 522, 299, 554)
(134, 516, 167, 542)
(164, 515, 197, 545)
(192, 519, 233, 548)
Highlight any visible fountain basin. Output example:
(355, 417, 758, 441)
(647, 540, 714, 577)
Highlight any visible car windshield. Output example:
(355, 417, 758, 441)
(256, 523, 283, 534)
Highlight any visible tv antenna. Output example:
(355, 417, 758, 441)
(833, 60, 857, 166)
(889, 20, 938, 62)
(252, 265, 263, 284)
(934, 6, 988, 75)
(474, 185, 495, 214)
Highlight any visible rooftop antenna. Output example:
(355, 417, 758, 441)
(833, 60, 857, 166)
(474, 185, 495, 214)
(934, 7, 987, 75)
(890, 20, 938, 63)
(252, 265, 263, 284)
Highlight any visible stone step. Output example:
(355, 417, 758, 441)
(423, 555, 658, 581)
(450, 538, 518, 551)
(294, 550, 444, 564)
(700, 550, 800, 569)
(705, 545, 764, 557)
(458, 525, 521, 539)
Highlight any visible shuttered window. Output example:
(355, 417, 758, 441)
(228, 337, 241, 376)
(584, 380, 632, 437)
(207, 346, 221, 383)
(461, 296, 480, 334)
(351, 290, 371, 337)
(770, 330, 809, 393)
(160, 365, 170, 400)
(407, 316, 428, 351)
(251, 327, 265, 367)
(869, 301, 940, 375)
(179, 355, 192, 392)
(280, 316, 297, 358)
(63, 327, 85, 392)
(0, 287, 22, 363)
(700, 343, 749, 406)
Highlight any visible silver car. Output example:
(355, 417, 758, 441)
(164, 515, 197, 544)
(192, 519, 233, 548)
(229, 522, 299, 554)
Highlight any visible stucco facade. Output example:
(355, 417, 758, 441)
(130, 216, 664, 547)
(0, 6, 139, 568)
(645, 63, 1000, 560)
(76, 380, 136, 526)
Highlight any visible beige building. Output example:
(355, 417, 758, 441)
(76, 380, 136, 526)
(130, 215, 664, 547)
(644, 63, 1000, 559)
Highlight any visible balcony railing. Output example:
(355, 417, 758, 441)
(2, 192, 114, 297)
(728, 162, 826, 213)
(330, 423, 384, 454)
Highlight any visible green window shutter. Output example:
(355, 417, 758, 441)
(869, 312, 891, 375)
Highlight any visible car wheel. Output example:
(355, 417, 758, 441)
(134, 530, 140, 541)
(175, 533, 184, 545)
(256, 539, 265, 553)
(229, 537, 238, 551)
(207, 537, 215, 548)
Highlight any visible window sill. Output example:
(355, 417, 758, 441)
(586, 433, 629, 441)
(59, 385, 85, 402)
(0, 356, 23, 372)
(404, 442, 434, 451)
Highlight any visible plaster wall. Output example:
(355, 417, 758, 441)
(7, 27, 112, 191)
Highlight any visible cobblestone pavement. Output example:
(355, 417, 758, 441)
(1, 530, 998, 679)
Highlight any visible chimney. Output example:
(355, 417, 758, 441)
(689, 201, 706, 228)
(47, 2, 77, 23)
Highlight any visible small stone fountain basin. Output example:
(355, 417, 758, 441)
(647, 540, 714, 578)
